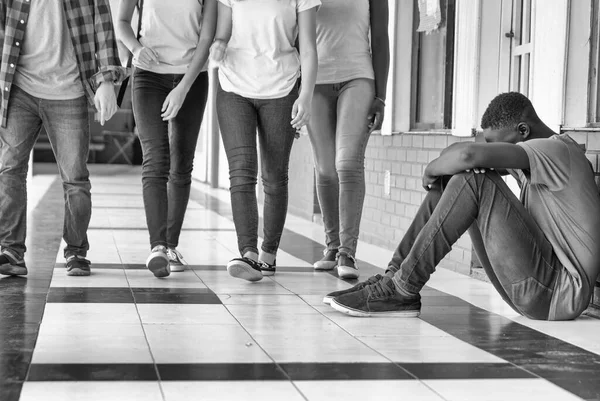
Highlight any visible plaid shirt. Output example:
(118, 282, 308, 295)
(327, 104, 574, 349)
(0, 0, 128, 127)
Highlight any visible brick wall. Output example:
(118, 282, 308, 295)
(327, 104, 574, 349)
(361, 133, 475, 274)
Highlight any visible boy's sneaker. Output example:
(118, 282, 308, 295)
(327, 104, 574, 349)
(0, 250, 28, 276)
(337, 253, 359, 279)
(323, 274, 384, 305)
(313, 249, 337, 271)
(146, 245, 170, 278)
(167, 248, 186, 272)
(330, 276, 421, 317)
(258, 250, 276, 276)
(227, 257, 264, 282)
(66, 255, 91, 276)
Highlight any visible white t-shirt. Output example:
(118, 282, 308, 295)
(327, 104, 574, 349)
(217, 0, 321, 99)
(136, 0, 206, 74)
(315, 0, 374, 84)
(14, 0, 84, 100)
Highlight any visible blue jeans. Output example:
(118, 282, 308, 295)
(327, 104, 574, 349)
(132, 68, 209, 249)
(216, 82, 298, 256)
(307, 79, 375, 257)
(0, 85, 91, 259)
(386, 171, 572, 320)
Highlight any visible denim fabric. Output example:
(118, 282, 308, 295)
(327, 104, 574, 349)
(307, 78, 375, 257)
(0, 85, 91, 259)
(216, 82, 298, 256)
(132, 68, 209, 249)
(386, 172, 563, 320)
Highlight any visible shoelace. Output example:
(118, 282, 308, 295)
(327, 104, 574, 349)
(365, 274, 383, 285)
(66, 255, 90, 265)
(366, 279, 396, 300)
(167, 248, 186, 264)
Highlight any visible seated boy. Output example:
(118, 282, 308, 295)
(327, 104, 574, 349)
(325, 92, 600, 321)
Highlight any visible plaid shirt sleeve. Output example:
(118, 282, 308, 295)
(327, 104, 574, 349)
(89, 0, 129, 91)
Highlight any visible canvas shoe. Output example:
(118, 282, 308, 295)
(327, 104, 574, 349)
(146, 245, 170, 278)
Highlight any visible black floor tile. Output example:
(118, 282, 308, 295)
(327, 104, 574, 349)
(0, 324, 40, 353)
(27, 363, 158, 381)
(47, 287, 134, 303)
(280, 362, 413, 381)
(157, 363, 287, 381)
(0, 302, 45, 324)
(132, 288, 222, 304)
(398, 362, 535, 380)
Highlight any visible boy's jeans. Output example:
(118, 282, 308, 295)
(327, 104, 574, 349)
(0, 86, 91, 260)
(386, 171, 574, 320)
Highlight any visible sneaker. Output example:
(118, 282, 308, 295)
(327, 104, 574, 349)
(227, 257, 264, 282)
(323, 274, 384, 305)
(0, 250, 28, 276)
(313, 249, 337, 271)
(167, 248, 186, 272)
(146, 245, 170, 278)
(337, 253, 359, 279)
(330, 276, 421, 317)
(258, 250, 276, 276)
(65, 255, 91, 276)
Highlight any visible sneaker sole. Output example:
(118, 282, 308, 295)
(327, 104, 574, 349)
(227, 262, 263, 282)
(338, 265, 360, 280)
(147, 254, 170, 278)
(329, 298, 420, 318)
(66, 268, 91, 277)
(322, 295, 333, 305)
(261, 269, 276, 276)
(0, 265, 28, 276)
(314, 261, 337, 271)
(170, 263, 185, 272)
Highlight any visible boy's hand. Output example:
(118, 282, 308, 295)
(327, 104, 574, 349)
(94, 82, 117, 126)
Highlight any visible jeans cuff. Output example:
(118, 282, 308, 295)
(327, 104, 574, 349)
(392, 275, 421, 297)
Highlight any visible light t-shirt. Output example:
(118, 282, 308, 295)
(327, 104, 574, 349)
(217, 0, 321, 99)
(14, 0, 84, 100)
(512, 134, 600, 319)
(136, 0, 206, 74)
(315, 0, 374, 84)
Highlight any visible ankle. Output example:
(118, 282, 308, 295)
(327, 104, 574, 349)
(259, 250, 276, 265)
(243, 250, 259, 262)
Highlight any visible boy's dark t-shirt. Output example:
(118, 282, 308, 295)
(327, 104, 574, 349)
(511, 134, 600, 319)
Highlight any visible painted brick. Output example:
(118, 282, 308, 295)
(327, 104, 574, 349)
(417, 150, 429, 163)
(568, 132, 588, 146)
(587, 133, 600, 150)
(412, 135, 424, 148)
(423, 136, 436, 148)
(410, 191, 422, 205)
(394, 175, 407, 189)
(411, 164, 422, 177)
(407, 150, 417, 162)
(401, 135, 412, 147)
(435, 135, 448, 149)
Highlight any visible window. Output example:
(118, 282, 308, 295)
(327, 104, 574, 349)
(410, 0, 456, 130)
(509, 0, 533, 96)
(588, 0, 600, 125)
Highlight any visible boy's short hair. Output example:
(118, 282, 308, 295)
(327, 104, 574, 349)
(481, 92, 534, 130)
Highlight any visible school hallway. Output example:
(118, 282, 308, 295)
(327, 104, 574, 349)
(1, 164, 600, 401)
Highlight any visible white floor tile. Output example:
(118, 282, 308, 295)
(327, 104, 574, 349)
(144, 324, 272, 363)
(137, 304, 239, 325)
(20, 381, 163, 401)
(296, 380, 446, 401)
(41, 304, 141, 324)
(423, 379, 585, 401)
(162, 381, 305, 401)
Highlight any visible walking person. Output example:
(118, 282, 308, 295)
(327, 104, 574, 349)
(308, 0, 389, 279)
(325, 92, 600, 321)
(0, 0, 126, 277)
(210, 0, 320, 281)
(116, 0, 217, 277)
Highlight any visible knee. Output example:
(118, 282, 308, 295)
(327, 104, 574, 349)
(315, 163, 338, 185)
(170, 162, 194, 187)
(335, 158, 364, 175)
(262, 173, 288, 194)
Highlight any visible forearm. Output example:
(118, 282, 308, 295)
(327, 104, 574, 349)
(116, 21, 142, 54)
(178, 39, 211, 91)
(371, 37, 390, 100)
(299, 48, 317, 99)
(425, 145, 473, 177)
